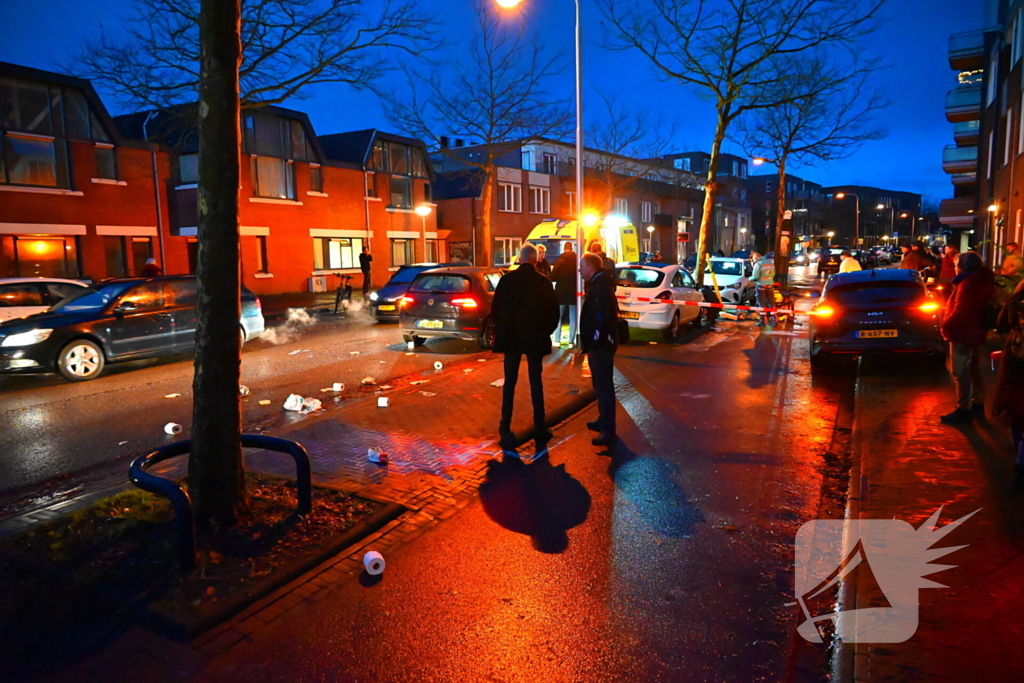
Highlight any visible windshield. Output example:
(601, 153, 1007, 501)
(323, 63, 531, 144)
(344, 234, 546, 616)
(410, 274, 471, 293)
(615, 267, 664, 288)
(388, 267, 426, 284)
(50, 282, 135, 312)
(707, 260, 745, 276)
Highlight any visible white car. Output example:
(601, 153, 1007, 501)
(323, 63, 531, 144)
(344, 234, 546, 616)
(703, 257, 754, 305)
(0, 278, 88, 324)
(614, 264, 705, 341)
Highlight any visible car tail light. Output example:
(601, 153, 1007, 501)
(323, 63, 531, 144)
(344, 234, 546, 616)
(451, 297, 479, 309)
(255, 297, 262, 312)
(917, 300, 942, 314)
(653, 291, 673, 303)
(398, 296, 415, 307)
(810, 305, 836, 319)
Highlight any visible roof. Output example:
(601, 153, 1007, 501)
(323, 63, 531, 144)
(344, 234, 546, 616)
(827, 269, 922, 285)
(0, 277, 87, 286)
(318, 130, 376, 165)
(434, 169, 485, 200)
(114, 105, 199, 151)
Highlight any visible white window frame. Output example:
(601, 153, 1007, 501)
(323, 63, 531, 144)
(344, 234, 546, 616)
(529, 186, 550, 214)
(641, 201, 654, 223)
(1005, 109, 1014, 167)
(493, 236, 523, 266)
(565, 191, 577, 216)
(543, 153, 558, 175)
(614, 197, 628, 215)
(521, 150, 533, 172)
(498, 182, 522, 213)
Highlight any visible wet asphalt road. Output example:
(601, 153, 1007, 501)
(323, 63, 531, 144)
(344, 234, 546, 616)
(0, 309, 489, 498)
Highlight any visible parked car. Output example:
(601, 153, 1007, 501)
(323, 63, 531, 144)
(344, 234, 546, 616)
(817, 248, 844, 276)
(399, 266, 503, 349)
(853, 249, 878, 268)
(615, 263, 706, 341)
(0, 278, 88, 323)
(808, 269, 944, 369)
(703, 257, 755, 304)
(869, 246, 893, 265)
(369, 263, 461, 322)
(0, 276, 265, 382)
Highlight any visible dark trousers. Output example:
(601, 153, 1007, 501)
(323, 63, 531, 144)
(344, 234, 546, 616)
(501, 352, 546, 434)
(362, 271, 371, 297)
(588, 347, 616, 436)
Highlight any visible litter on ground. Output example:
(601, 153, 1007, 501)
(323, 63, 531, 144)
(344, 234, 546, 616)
(362, 377, 377, 385)
(164, 393, 181, 399)
(409, 380, 429, 385)
(490, 378, 505, 387)
(288, 349, 308, 356)
(367, 448, 389, 464)
(238, 385, 250, 396)
(283, 394, 321, 413)
(258, 400, 272, 406)
(420, 391, 437, 397)
(433, 361, 443, 370)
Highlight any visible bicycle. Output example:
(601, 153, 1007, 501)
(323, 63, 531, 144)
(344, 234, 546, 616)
(333, 274, 354, 315)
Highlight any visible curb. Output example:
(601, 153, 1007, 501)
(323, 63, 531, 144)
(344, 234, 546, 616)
(510, 387, 599, 448)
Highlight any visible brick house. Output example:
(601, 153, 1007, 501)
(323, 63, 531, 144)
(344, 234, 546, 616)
(0, 62, 180, 282)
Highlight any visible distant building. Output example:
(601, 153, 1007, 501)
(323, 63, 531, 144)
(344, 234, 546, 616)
(821, 186, 923, 248)
(745, 173, 827, 251)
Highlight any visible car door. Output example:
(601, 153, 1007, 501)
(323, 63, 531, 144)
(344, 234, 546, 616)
(105, 282, 175, 358)
(166, 279, 198, 350)
(0, 283, 48, 323)
(671, 269, 702, 323)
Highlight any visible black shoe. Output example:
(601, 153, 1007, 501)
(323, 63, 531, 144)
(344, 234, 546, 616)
(534, 427, 554, 441)
(586, 420, 601, 432)
(1014, 465, 1024, 491)
(592, 434, 618, 447)
(939, 409, 972, 425)
(498, 430, 516, 449)
(970, 402, 986, 420)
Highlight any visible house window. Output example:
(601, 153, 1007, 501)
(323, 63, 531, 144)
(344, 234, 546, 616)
(255, 236, 269, 273)
(641, 201, 654, 222)
(93, 143, 117, 180)
(498, 182, 522, 212)
(673, 157, 691, 171)
(425, 239, 439, 262)
(543, 153, 558, 175)
(103, 236, 127, 278)
(424, 182, 431, 202)
(614, 197, 628, 215)
(313, 237, 364, 270)
(493, 237, 523, 266)
(565, 191, 576, 216)
(529, 186, 550, 214)
(391, 238, 415, 267)
(179, 154, 198, 183)
(131, 237, 152, 275)
(389, 176, 412, 208)
(369, 140, 429, 177)
(765, 182, 773, 196)
(309, 164, 322, 193)
(2, 133, 70, 188)
(251, 156, 295, 199)
(1004, 111, 1013, 166)
(6, 235, 78, 278)
(645, 173, 658, 181)
(521, 150, 533, 171)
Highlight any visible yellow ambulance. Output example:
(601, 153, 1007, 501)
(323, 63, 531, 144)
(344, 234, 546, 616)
(524, 215, 641, 265)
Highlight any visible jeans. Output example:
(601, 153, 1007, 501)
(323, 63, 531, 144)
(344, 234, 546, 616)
(554, 304, 577, 345)
(950, 342, 984, 410)
(756, 286, 776, 323)
(500, 352, 546, 434)
(588, 347, 617, 436)
(362, 271, 371, 297)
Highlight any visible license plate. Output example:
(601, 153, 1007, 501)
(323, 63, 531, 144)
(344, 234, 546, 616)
(417, 319, 444, 329)
(378, 304, 396, 312)
(619, 311, 640, 320)
(857, 329, 897, 338)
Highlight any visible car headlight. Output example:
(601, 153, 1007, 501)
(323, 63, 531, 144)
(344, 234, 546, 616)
(369, 291, 379, 301)
(1, 329, 53, 347)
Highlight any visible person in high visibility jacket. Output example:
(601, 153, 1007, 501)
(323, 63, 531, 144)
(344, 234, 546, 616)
(750, 252, 777, 326)
(840, 250, 863, 273)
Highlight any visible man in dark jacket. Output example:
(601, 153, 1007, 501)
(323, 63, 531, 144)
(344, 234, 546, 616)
(359, 247, 373, 298)
(549, 242, 578, 347)
(491, 244, 561, 447)
(535, 244, 552, 278)
(579, 252, 620, 447)
(940, 251, 996, 424)
(899, 244, 928, 271)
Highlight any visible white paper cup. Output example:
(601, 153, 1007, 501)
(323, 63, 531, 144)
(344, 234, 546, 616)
(433, 361, 443, 371)
(363, 550, 385, 575)
(164, 422, 182, 436)
(377, 397, 390, 408)
(332, 382, 343, 392)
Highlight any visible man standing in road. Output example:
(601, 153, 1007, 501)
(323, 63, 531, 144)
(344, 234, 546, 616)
(491, 244, 561, 449)
(359, 246, 373, 298)
(839, 250, 862, 273)
(751, 252, 777, 326)
(580, 252, 620, 447)
(899, 244, 927, 271)
(550, 242, 578, 347)
(940, 251, 995, 424)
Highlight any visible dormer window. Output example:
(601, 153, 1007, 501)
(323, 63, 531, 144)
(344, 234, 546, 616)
(242, 111, 315, 200)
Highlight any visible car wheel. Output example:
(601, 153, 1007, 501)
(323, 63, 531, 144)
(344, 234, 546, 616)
(663, 312, 680, 342)
(809, 353, 829, 372)
(240, 326, 247, 348)
(58, 339, 105, 382)
(477, 318, 496, 350)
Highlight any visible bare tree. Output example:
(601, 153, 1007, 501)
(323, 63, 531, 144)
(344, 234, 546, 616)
(735, 54, 887, 275)
(73, 0, 435, 110)
(598, 0, 886, 283)
(382, 0, 571, 266)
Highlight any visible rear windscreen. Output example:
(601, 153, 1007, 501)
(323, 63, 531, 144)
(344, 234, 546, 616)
(828, 281, 923, 308)
(410, 274, 471, 293)
(615, 268, 664, 288)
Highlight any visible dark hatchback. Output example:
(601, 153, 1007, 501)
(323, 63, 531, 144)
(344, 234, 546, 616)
(369, 262, 461, 321)
(808, 269, 944, 368)
(0, 276, 264, 382)
(398, 267, 504, 349)
(816, 248, 843, 275)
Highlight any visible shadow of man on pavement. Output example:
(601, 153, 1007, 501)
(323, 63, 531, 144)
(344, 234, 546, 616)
(479, 452, 591, 554)
(606, 443, 705, 538)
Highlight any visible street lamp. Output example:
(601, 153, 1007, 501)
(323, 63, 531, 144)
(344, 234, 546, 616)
(834, 192, 860, 246)
(646, 225, 655, 257)
(500, 0, 584, 345)
(899, 212, 917, 241)
(827, 230, 835, 247)
(876, 204, 895, 245)
(415, 204, 432, 261)
(740, 227, 747, 248)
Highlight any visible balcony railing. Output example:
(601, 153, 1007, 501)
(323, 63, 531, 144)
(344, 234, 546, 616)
(946, 87, 982, 123)
(949, 31, 986, 70)
(939, 198, 977, 227)
(943, 145, 978, 173)
(951, 172, 978, 186)
(953, 120, 981, 146)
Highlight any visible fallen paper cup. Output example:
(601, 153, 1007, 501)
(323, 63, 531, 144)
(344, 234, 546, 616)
(238, 384, 250, 396)
(407, 341, 415, 349)
(258, 400, 272, 406)
(164, 422, 183, 436)
(363, 550, 386, 575)
(332, 382, 344, 392)
(367, 447, 389, 464)
(433, 361, 443, 371)
(377, 396, 390, 408)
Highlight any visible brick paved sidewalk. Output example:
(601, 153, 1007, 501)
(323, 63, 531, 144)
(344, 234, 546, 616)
(838, 367, 1024, 682)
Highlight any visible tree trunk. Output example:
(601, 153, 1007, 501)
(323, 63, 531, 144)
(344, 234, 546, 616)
(695, 115, 727, 286)
(773, 157, 789, 284)
(189, 0, 247, 526)
(478, 167, 494, 266)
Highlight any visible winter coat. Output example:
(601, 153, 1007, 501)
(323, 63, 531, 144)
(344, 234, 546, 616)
(993, 287, 1024, 427)
(899, 251, 928, 271)
(580, 271, 620, 353)
(491, 262, 560, 356)
(550, 250, 578, 306)
(535, 258, 552, 278)
(1002, 251, 1023, 278)
(140, 264, 163, 277)
(939, 253, 958, 282)
(940, 266, 996, 345)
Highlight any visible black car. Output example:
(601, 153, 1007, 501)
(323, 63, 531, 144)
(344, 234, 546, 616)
(369, 262, 461, 321)
(808, 269, 944, 368)
(816, 248, 844, 275)
(0, 276, 265, 382)
(399, 267, 503, 349)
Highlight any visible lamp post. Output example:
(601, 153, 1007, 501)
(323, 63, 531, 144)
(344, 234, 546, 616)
(646, 225, 655, 257)
(415, 204, 432, 261)
(740, 227, 747, 248)
(500, 0, 584, 346)
(827, 230, 835, 247)
(834, 192, 859, 246)
(899, 212, 917, 242)
(875, 204, 895, 247)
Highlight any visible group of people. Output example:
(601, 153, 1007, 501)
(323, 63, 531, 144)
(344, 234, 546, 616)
(491, 242, 622, 453)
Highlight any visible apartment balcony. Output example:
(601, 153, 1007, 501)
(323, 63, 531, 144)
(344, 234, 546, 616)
(939, 197, 977, 228)
(943, 145, 978, 174)
(953, 120, 981, 146)
(946, 86, 982, 123)
(949, 31, 986, 71)
(951, 171, 978, 187)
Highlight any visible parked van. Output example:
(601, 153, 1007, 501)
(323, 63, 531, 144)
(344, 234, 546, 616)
(525, 216, 641, 265)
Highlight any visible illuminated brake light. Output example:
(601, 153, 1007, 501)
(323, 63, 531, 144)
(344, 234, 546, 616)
(451, 297, 479, 309)
(398, 296, 415, 307)
(810, 305, 836, 318)
(918, 301, 941, 313)
(653, 291, 673, 303)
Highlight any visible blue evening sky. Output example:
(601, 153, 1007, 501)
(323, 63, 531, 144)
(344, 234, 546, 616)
(1, 0, 984, 205)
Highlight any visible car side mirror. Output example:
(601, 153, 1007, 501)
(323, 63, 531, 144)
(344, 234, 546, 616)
(113, 301, 138, 315)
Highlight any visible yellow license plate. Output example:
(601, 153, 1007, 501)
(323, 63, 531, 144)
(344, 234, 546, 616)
(417, 320, 444, 329)
(378, 304, 396, 311)
(857, 329, 897, 338)
(619, 311, 640, 320)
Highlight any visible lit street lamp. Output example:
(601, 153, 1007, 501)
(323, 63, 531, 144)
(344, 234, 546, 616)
(646, 225, 655, 257)
(740, 227, 747, 248)
(898, 212, 917, 241)
(416, 204, 432, 261)
(827, 230, 835, 247)
(834, 192, 860, 246)
(876, 204, 895, 245)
